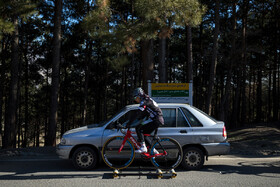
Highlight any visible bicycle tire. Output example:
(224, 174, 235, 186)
(102, 136, 135, 169)
(150, 137, 183, 170)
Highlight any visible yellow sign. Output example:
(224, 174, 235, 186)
(148, 82, 193, 104)
(151, 83, 189, 90)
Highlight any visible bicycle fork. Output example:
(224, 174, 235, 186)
(154, 138, 168, 156)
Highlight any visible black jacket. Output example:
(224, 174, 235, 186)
(127, 95, 164, 127)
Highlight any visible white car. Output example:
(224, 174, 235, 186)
(57, 103, 230, 170)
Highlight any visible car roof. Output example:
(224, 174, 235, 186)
(125, 103, 190, 109)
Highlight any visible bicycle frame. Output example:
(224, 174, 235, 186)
(118, 129, 167, 159)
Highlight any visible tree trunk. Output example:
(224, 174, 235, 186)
(206, 0, 220, 115)
(186, 25, 193, 83)
(248, 67, 253, 123)
(36, 120, 40, 147)
(240, 0, 248, 125)
(103, 61, 108, 120)
(0, 74, 2, 146)
(121, 66, 126, 106)
(141, 39, 154, 92)
(158, 34, 167, 83)
(60, 66, 67, 136)
(44, 65, 49, 145)
(46, 0, 62, 146)
(272, 0, 279, 121)
(3, 17, 19, 149)
(268, 67, 272, 120)
(130, 52, 135, 103)
(22, 43, 29, 148)
(82, 40, 91, 126)
(17, 83, 21, 148)
(196, 24, 204, 108)
(82, 1, 92, 126)
(256, 55, 262, 122)
(0, 38, 7, 145)
(231, 0, 249, 128)
(219, 1, 236, 124)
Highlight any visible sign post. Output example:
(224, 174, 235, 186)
(148, 82, 193, 105)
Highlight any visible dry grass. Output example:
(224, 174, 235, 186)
(228, 123, 280, 156)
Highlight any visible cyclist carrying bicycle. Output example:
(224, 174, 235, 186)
(126, 87, 164, 154)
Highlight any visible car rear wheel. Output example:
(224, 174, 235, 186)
(181, 147, 204, 170)
(72, 146, 98, 170)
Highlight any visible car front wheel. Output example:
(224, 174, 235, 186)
(72, 146, 98, 170)
(181, 147, 205, 170)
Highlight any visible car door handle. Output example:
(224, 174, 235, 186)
(180, 130, 187, 133)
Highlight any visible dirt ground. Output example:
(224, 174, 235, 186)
(0, 122, 280, 157)
(227, 122, 280, 156)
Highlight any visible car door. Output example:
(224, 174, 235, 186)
(157, 107, 193, 146)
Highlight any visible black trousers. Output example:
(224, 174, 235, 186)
(135, 117, 163, 144)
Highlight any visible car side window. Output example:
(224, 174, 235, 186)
(181, 107, 203, 127)
(161, 108, 176, 127)
(177, 109, 189, 127)
(161, 108, 189, 127)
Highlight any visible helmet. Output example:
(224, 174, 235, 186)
(133, 87, 145, 97)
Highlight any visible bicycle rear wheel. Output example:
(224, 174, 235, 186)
(150, 137, 183, 170)
(102, 136, 135, 169)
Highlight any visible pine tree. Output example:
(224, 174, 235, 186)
(1, 0, 37, 148)
(46, 0, 62, 146)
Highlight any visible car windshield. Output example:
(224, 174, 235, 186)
(88, 108, 126, 128)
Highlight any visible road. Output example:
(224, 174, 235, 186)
(0, 155, 279, 187)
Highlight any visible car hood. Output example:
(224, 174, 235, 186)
(63, 124, 104, 136)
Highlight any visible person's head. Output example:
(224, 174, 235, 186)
(133, 87, 144, 103)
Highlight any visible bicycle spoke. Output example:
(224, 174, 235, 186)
(150, 138, 183, 170)
(102, 136, 135, 169)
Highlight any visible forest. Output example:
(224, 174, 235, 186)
(0, 0, 279, 149)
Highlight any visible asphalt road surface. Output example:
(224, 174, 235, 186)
(0, 155, 279, 187)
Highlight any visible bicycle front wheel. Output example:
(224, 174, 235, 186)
(150, 137, 183, 170)
(102, 136, 135, 169)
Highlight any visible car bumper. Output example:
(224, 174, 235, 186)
(202, 142, 230, 156)
(56, 144, 73, 159)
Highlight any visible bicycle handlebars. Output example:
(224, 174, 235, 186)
(116, 123, 126, 129)
(116, 123, 129, 135)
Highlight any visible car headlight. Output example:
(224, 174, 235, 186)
(60, 138, 66, 145)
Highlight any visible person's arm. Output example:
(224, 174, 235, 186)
(125, 110, 143, 128)
(127, 109, 149, 128)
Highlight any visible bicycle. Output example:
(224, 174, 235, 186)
(101, 123, 183, 173)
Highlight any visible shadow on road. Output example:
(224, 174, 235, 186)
(201, 160, 280, 178)
(0, 159, 105, 180)
(0, 159, 164, 180)
(0, 158, 280, 180)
